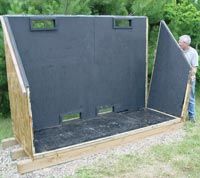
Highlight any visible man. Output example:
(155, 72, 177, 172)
(179, 35, 199, 122)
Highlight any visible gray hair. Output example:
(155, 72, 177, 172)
(179, 35, 191, 45)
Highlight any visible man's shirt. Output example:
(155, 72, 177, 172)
(183, 46, 199, 67)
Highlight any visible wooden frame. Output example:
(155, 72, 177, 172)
(11, 147, 27, 161)
(1, 16, 35, 158)
(1, 137, 18, 149)
(145, 18, 149, 108)
(181, 71, 192, 121)
(0, 16, 191, 174)
(17, 116, 182, 174)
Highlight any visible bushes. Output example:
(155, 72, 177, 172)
(8, 0, 91, 15)
(89, 0, 128, 15)
(0, 27, 10, 115)
(164, 1, 200, 47)
(0, 0, 10, 115)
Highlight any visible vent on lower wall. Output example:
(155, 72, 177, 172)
(98, 106, 113, 115)
(60, 112, 81, 123)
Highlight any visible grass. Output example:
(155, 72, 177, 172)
(66, 87, 200, 178)
(62, 113, 81, 122)
(0, 114, 13, 142)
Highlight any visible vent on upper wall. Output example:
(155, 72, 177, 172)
(113, 18, 132, 29)
(30, 18, 57, 31)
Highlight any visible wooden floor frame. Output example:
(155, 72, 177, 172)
(2, 113, 184, 174)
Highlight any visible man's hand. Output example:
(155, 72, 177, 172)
(190, 67, 197, 81)
(191, 75, 196, 81)
(192, 67, 197, 75)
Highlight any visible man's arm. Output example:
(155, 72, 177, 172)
(190, 50, 198, 80)
(192, 66, 197, 75)
(189, 67, 197, 81)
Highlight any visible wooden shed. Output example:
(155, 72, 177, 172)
(0, 15, 191, 174)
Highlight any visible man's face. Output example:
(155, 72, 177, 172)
(179, 40, 189, 51)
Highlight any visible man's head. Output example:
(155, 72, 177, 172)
(178, 35, 191, 51)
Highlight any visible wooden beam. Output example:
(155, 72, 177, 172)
(17, 118, 183, 174)
(1, 16, 35, 158)
(0, 16, 26, 93)
(11, 147, 27, 161)
(145, 18, 149, 108)
(147, 22, 161, 104)
(181, 71, 192, 121)
(1, 137, 18, 149)
(148, 108, 179, 119)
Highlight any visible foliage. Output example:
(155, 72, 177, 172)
(0, 0, 10, 15)
(131, 0, 175, 25)
(8, 0, 61, 14)
(8, 0, 91, 15)
(89, 0, 128, 15)
(189, 0, 200, 10)
(0, 0, 11, 115)
(0, 114, 12, 141)
(148, 26, 159, 77)
(164, 0, 200, 48)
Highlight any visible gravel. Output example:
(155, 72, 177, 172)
(0, 129, 185, 178)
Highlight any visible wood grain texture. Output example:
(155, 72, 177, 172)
(17, 118, 183, 174)
(1, 17, 35, 157)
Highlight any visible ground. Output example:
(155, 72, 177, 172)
(68, 90, 200, 178)
(0, 90, 200, 178)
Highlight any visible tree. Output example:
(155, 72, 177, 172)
(89, 0, 128, 15)
(131, 0, 175, 27)
(8, 0, 91, 15)
(9, 0, 60, 14)
(188, 0, 200, 10)
(0, 0, 11, 115)
(60, 0, 91, 14)
(164, 0, 200, 49)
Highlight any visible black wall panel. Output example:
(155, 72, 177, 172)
(6, 16, 147, 130)
(148, 21, 191, 117)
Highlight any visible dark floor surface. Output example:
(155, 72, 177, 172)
(34, 109, 176, 153)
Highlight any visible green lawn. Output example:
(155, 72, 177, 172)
(0, 114, 13, 142)
(67, 88, 200, 178)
